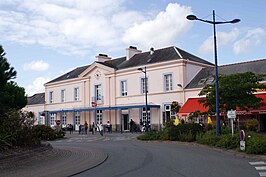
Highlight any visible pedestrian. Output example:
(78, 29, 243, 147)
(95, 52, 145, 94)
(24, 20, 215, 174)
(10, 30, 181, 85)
(84, 121, 88, 134)
(140, 120, 143, 133)
(106, 121, 111, 133)
(98, 123, 103, 136)
(92, 122, 95, 135)
(69, 124, 73, 134)
(79, 124, 82, 134)
(130, 119, 134, 133)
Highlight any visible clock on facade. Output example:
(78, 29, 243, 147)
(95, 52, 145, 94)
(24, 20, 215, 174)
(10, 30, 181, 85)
(94, 70, 101, 79)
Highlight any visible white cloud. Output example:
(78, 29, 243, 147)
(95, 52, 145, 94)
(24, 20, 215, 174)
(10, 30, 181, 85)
(199, 28, 239, 53)
(122, 3, 192, 49)
(23, 60, 49, 71)
(25, 76, 50, 96)
(0, 1, 192, 56)
(233, 28, 266, 54)
(0, 0, 126, 56)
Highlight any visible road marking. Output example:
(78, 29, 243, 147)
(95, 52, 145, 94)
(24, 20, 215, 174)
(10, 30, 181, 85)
(259, 172, 266, 177)
(249, 161, 266, 165)
(256, 166, 266, 170)
(250, 161, 266, 177)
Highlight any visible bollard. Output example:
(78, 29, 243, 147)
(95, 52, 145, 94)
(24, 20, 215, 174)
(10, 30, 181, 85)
(240, 130, 245, 151)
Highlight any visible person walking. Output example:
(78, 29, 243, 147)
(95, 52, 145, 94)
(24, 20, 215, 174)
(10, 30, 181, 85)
(84, 121, 88, 134)
(91, 122, 95, 135)
(130, 119, 134, 133)
(106, 121, 111, 133)
(98, 123, 103, 136)
(69, 124, 73, 134)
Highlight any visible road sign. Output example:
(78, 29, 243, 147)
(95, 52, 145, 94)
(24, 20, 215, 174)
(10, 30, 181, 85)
(55, 120, 61, 126)
(227, 110, 236, 119)
(92, 101, 97, 107)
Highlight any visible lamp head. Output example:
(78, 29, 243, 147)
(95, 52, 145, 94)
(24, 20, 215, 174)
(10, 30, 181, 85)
(230, 19, 241, 24)
(137, 68, 143, 72)
(186, 15, 197, 20)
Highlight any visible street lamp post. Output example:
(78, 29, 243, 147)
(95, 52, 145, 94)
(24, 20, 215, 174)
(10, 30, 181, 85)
(137, 66, 148, 131)
(187, 10, 240, 136)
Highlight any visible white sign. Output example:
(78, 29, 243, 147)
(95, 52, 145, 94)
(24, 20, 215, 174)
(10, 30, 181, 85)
(227, 110, 236, 119)
(240, 140, 245, 151)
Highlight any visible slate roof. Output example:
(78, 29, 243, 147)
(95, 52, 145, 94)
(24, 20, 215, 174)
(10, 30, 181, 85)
(186, 59, 266, 89)
(27, 93, 45, 105)
(46, 65, 90, 84)
(46, 46, 213, 84)
(116, 46, 214, 69)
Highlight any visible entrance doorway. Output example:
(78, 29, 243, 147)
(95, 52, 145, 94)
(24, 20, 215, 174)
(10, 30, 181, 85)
(163, 104, 171, 125)
(122, 114, 129, 131)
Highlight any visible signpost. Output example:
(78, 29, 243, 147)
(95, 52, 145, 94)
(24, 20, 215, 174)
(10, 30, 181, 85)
(55, 120, 61, 126)
(227, 110, 236, 136)
(240, 130, 245, 151)
(92, 101, 97, 107)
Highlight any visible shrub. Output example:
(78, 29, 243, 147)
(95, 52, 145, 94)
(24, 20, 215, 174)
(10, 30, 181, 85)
(0, 134, 13, 151)
(196, 130, 218, 146)
(137, 123, 204, 141)
(178, 131, 194, 142)
(14, 127, 41, 147)
(32, 125, 64, 141)
(215, 134, 239, 149)
(246, 119, 259, 132)
(159, 127, 170, 140)
(137, 130, 160, 140)
(245, 133, 266, 154)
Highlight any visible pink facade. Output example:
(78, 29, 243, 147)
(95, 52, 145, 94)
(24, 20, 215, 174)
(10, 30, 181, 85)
(25, 46, 214, 131)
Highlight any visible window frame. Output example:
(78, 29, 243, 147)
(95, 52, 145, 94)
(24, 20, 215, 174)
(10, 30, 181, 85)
(61, 89, 66, 102)
(163, 73, 173, 91)
(120, 80, 128, 96)
(95, 84, 102, 101)
(49, 91, 54, 103)
(74, 87, 79, 101)
(140, 77, 149, 94)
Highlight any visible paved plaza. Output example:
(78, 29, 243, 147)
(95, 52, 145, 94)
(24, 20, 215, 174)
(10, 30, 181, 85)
(0, 132, 139, 177)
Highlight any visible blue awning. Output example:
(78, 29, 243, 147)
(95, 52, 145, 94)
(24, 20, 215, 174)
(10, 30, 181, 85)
(49, 104, 160, 113)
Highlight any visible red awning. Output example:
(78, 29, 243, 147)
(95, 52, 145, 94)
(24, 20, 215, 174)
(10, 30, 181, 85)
(178, 97, 208, 116)
(178, 93, 266, 116)
(249, 93, 266, 114)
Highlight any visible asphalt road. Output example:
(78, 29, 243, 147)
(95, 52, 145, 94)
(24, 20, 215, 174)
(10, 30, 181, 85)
(51, 133, 264, 177)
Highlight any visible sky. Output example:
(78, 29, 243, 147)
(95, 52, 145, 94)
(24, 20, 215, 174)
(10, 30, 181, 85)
(1, 0, 266, 96)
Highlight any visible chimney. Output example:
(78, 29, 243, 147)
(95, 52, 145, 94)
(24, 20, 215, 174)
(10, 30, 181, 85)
(150, 47, 154, 55)
(126, 46, 141, 60)
(96, 54, 111, 62)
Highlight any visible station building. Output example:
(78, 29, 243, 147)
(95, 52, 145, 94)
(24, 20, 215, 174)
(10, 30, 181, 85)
(23, 46, 266, 132)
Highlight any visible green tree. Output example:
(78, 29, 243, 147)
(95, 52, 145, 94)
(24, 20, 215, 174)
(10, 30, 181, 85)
(170, 101, 181, 114)
(198, 72, 266, 114)
(0, 46, 16, 88)
(0, 45, 27, 114)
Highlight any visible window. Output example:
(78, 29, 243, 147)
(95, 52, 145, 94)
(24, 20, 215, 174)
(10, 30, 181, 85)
(141, 77, 148, 94)
(49, 91, 53, 103)
(74, 87, 79, 101)
(141, 108, 150, 125)
(61, 112, 67, 125)
(75, 112, 80, 125)
(39, 113, 45, 125)
(50, 113, 55, 126)
(121, 80, 127, 96)
(96, 110, 103, 124)
(95, 84, 102, 101)
(164, 74, 173, 91)
(61, 89, 66, 102)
